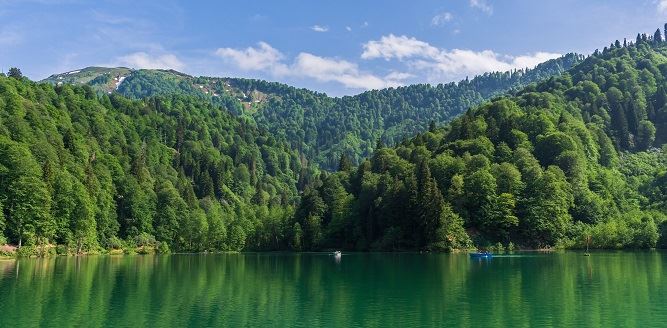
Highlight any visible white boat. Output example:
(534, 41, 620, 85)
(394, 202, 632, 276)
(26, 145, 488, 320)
(333, 251, 342, 258)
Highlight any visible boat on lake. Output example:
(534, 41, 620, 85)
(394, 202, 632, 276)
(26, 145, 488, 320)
(469, 252, 493, 259)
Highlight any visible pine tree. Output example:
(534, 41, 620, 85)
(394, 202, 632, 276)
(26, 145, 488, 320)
(415, 161, 445, 248)
(655, 28, 663, 43)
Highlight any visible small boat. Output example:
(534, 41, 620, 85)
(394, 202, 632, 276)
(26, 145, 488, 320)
(333, 251, 342, 257)
(469, 252, 493, 259)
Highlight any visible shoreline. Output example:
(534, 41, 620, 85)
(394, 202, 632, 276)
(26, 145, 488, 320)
(0, 247, 660, 259)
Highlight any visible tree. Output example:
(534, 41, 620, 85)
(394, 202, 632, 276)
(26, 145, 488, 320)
(519, 166, 573, 247)
(487, 193, 518, 242)
(637, 120, 656, 150)
(464, 169, 497, 230)
(429, 203, 471, 251)
(69, 180, 98, 252)
(607, 87, 630, 148)
(294, 189, 326, 249)
(7, 176, 54, 247)
(415, 161, 446, 248)
(7, 67, 22, 79)
(291, 222, 303, 250)
(0, 200, 5, 244)
(154, 181, 189, 249)
(51, 171, 98, 251)
(493, 162, 522, 195)
(0, 139, 55, 247)
(338, 153, 353, 172)
(655, 28, 663, 43)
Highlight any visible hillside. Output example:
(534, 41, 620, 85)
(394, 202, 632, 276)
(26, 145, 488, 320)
(0, 75, 315, 253)
(42, 54, 582, 170)
(292, 31, 667, 251)
(14, 30, 667, 252)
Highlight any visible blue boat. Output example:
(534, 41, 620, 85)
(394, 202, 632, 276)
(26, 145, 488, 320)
(469, 252, 493, 259)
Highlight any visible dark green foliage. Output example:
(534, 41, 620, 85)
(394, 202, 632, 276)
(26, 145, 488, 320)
(7, 67, 22, 79)
(0, 75, 310, 252)
(293, 33, 667, 249)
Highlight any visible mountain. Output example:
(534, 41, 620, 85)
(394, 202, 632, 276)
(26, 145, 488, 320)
(42, 53, 583, 170)
(10, 30, 667, 253)
(292, 31, 667, 251)
(0, 75, 316, 253)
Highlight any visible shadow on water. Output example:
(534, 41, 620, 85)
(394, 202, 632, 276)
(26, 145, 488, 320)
(1, 251, 666, 327)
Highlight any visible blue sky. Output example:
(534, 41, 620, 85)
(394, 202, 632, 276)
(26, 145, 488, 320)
(2, 0, 667, 95)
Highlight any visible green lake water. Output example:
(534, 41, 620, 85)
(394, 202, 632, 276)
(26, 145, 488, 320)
(0, 252, 666, 327)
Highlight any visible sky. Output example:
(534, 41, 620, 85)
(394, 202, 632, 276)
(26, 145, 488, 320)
(2, 0, 667, 96)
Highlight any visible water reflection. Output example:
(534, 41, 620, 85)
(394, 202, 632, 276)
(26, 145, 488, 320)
(0, 252, 665, 327)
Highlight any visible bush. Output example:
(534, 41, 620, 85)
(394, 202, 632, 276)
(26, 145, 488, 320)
(16, 246, 37, 257)
(107, 236, 125, 250)
(156, 242, 171, 254)
(56, 245, 69, 255)
(0, 234, 7, 245)
(136, 246, 154, 255)
(134, 233, 157, 248)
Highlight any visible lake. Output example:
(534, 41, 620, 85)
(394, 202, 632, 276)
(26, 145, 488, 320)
(0, 252, 666, 327)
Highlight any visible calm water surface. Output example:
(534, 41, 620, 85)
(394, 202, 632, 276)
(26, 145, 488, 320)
(1, 252, 666, 327)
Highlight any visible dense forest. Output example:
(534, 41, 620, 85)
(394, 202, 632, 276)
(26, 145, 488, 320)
(44, 54, 582, 170)
(293, 29, 667, 250)
(0, 73, 318, 254)
(4, 28, 667, 254)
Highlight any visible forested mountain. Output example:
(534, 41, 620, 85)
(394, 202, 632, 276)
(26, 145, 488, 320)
(43, 54, 582, 170)
(0, 74, 316, 253)
(292, 29, 667, 251)
(8, 28, 667, 253)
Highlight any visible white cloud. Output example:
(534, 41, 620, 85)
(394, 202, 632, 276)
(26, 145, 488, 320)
(659, 0, 667, 13)
(293, 53, 396, 89)
(384, 71, 414, 82)
(511, 52, 563, 69)
(214, 35, 561, 92)
(470, 0, 493, 14)
(214, 42, 288, 74)
(410, 49, 560, 80)
(362, 34, 440, 61)
(115, 52, 185, 70)
(362, 34, 560, 81)
(215, 42, 405, 90)
(431, 12, 453, 26)
(346, 26, 352, 32)
(311, 25, 329, 32)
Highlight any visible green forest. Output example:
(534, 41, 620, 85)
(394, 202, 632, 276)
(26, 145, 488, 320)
(3, 28, 667, 254)
(43, 53, 582, 170)
(295, 30, 667, 250)
(0, 74, 318, 254)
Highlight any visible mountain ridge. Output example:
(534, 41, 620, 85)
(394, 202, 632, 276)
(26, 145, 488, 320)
(42, 53, 584, 170)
